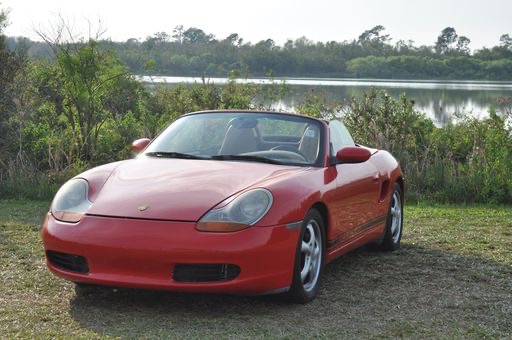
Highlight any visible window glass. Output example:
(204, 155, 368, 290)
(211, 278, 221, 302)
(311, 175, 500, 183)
(257, 118, 306, 137)
(144, 112, 326, 167)
(329, 120, 354, 154)
(153, 115, 230, 155)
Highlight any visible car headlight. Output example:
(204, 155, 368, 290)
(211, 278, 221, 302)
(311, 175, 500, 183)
(196, 188, 273, 232)
(51, 179, 92, 223)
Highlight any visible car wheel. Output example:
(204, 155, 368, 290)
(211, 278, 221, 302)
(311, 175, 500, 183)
(380, 183, 403, 251)
(287, 209, 325, 303)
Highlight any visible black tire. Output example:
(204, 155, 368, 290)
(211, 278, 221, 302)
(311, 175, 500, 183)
(380, 183, 403, 251)
(287, 209, 325, 303)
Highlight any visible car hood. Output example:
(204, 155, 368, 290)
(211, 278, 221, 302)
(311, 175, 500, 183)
(86, 157, 306, 221)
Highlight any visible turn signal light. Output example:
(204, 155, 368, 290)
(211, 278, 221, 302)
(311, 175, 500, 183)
(196, 221, 249, 232)
(52, 211, 85, 223)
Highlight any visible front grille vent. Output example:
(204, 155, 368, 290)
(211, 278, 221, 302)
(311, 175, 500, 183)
(46, 251, 89, 274)
(173, 264, 240, 282)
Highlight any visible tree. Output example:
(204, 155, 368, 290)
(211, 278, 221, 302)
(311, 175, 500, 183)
(435, 27, 458, 54)
(0, 5, 6, 32)
(255, 38, 275, 50)
(499, 34, 512, 49)
(182, 27, 213, 44)
(0, 5, 26, 159)
(224, 33, 240, 46)
(358, 25, 390, 45)
(35, 20, 143, 163)
(153, 31, 170, 43)
(456, 36, 471, 54)
(357, 25, 392, 56)
(395, 39, 416, 53)
(172, 25, 184, 43)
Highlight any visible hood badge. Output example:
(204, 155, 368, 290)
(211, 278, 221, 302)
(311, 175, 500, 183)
(137, 204, 149, 212)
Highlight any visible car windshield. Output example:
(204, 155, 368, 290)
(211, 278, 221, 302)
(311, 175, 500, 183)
(144, 112, 325, 166)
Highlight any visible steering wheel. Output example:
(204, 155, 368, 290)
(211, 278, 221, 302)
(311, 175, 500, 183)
(271, 145, 307, 159)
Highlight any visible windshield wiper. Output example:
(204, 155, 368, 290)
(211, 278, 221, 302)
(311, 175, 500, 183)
(145, 151, 207, 160)
(211, 154, 284, 165)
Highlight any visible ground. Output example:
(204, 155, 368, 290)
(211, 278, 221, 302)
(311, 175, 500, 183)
(0, 200, 511, 338)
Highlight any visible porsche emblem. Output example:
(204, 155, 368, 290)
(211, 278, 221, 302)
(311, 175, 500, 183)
(137, 204, 149, 212)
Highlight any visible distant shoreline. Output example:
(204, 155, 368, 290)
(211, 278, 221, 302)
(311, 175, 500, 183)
(138, 76, 512, 90)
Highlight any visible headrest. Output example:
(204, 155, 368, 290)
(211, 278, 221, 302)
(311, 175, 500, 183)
(228, 117, 258, 129)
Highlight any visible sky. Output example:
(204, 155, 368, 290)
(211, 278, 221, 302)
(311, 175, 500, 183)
(2, 0, 511, 50)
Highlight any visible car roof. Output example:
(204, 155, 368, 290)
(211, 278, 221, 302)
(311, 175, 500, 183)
(182, 110, 328, 124)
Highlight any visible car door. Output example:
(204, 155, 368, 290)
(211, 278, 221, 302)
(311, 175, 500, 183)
(326, 121, 381, 248)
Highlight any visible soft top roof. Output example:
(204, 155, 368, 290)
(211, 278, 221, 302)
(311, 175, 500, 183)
(182, 109, 328, 124)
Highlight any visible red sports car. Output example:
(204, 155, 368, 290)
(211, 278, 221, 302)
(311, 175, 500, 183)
(42, 110, 403, 303)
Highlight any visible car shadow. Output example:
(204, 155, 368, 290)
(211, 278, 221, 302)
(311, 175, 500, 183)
(69, 244, 512, 338)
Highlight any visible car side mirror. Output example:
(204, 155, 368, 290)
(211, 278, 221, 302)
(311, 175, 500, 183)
(335, 146, 371, 164)
(131, 138, 151, 155)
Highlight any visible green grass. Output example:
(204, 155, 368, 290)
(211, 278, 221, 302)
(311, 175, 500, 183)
(1, 200, 511, 338)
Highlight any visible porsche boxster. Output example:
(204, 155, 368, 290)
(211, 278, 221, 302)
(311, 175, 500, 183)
(42, 110, 404, 303)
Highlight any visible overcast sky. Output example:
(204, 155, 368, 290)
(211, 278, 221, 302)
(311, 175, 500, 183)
(2, 0, 511, 50)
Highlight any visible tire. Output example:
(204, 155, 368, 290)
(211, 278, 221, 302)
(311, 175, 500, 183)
(287, 209, 325, 303)
(380, 183, 403, 251)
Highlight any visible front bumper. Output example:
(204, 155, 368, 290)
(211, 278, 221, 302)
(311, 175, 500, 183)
(42, 214, 300, 294)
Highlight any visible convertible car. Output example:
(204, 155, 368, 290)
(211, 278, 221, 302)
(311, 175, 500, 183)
(42, 110, 403, 303)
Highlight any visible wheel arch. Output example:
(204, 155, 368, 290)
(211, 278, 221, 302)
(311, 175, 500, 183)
(395, 176, 405, 201)
(310, 201, 329, 245)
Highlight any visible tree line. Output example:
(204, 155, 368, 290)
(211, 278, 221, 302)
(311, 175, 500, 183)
(5, 24, 512, 80)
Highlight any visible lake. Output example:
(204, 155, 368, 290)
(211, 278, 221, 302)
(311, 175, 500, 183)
(140, 76, 512, 125)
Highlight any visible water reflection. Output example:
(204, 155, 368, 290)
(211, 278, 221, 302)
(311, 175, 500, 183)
(141, 76, 512, 125)
(283, 85, 512, 125)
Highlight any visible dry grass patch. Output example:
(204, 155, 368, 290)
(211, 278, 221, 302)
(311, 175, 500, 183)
(1, 201, 510, 338)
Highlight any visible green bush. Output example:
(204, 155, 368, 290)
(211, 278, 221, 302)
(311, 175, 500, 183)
(1, 35, 510, 203)
(296, 88, 512, 204)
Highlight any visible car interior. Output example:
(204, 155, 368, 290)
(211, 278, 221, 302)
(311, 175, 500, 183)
(217, 117, 320, 164)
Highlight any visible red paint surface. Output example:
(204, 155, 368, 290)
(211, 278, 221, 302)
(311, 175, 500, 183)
(336, 146, 372, 163)
(131, 138, 151, 154)
(42, 111, 403, 294)
(43, 214, 298, 293)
